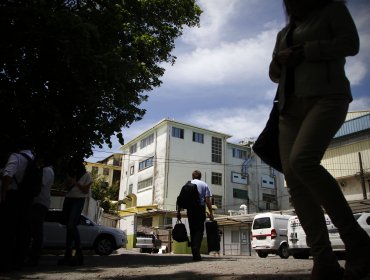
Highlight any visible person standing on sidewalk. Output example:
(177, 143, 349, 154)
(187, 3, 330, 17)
(269, 0, 370, 279)
(58, 158, 92, 266)
(26, 155, 54, 266)
(177, 170, 213, 261)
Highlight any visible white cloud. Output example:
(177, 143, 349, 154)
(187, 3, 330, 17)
(349, 97, 370, 111)
(186, 105, 271, 143)
(346, 60, 367, 85)
(181, 0, 239, 47)
(164, 28, 278, 87)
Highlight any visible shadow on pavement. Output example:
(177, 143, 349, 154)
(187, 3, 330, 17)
(0, 252, 311, 280)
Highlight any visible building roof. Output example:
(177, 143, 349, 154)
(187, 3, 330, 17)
(214, 200, 370, 226)
(120, 118, 233, 150)
(345, 110, 370, 121)
(334, 113, 370, 138)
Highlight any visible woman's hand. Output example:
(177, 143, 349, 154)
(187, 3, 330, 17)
(275, 45, 304, 67)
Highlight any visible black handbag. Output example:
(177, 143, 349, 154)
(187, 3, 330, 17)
(172, 219, 189, 243)
(252, 97, 283, 173)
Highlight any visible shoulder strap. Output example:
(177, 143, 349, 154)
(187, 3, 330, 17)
(19, 152, 33, 163)
(13, 152, 32, 186)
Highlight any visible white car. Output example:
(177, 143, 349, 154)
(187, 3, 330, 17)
(288, 212, 370, 259)
(43, 209, 127, 256)
(251, 212, 292, 259)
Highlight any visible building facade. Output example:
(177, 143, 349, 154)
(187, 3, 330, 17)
(322, 110, 370, 201)
(85, 153, 123, 187)
(118, 119, 289, 253)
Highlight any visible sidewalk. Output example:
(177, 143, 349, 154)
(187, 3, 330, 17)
(0, 249, 358, 280)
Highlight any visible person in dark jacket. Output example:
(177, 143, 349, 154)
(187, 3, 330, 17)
(177, 170, 213, 261)
(269, 1, 370, 279)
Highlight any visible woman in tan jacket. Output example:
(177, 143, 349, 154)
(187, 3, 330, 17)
(269, 1, 370, 279)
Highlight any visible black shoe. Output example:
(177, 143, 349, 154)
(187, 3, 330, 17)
(344, 233, 370, 280)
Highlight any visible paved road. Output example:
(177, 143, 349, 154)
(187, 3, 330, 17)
(0, 249, 367, 280)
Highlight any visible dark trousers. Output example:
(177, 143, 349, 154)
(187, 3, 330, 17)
(279, 94, 363, 262)
(0, 190, 32, 270)
(187, 206, 206, 259)
(62, 197, 85, 255)
(28, 203, 48, 262)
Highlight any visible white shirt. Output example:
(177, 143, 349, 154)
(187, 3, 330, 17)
(191, 179, 212, 206)
(33, 166, 54, 208)
(2, 150, 34, 191)
(66, 172, 92, 198)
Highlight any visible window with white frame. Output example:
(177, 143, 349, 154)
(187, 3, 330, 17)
(232, 148, 247, 159)
(212, 137, 222, 163)
(129, 165, 135, 175)
(211, 172, 222, 185)
(172, 127, 184, 139)
(128, 184, 133, 194)
(138, 157, 154, 171)
(138, 177, 153, 190)
(130, 143, 137, 154)
(192, 132, 204, 143)
(140, 134, 154, 149)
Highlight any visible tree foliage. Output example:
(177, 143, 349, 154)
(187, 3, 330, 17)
(0, 0, 201, 167)
(90, 170, 120, 213)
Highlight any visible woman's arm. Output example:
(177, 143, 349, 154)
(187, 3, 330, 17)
(269, 31, 283, 83)
(304, 3, 359, 61)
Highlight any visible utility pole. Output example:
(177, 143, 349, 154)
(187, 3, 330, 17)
(358, 152, 367, 200)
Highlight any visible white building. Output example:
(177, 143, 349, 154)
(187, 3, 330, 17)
(118, 119, 289, 254)
(119, 118, 288, 213)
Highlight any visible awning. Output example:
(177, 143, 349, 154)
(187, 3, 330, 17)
(214, 199, 370, 227)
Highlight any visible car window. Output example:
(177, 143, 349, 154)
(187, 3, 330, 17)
(253, 217, 271, 229)
(366, 216, 370, 225)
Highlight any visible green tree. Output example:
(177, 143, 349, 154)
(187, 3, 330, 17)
(0, 0, 201, 167)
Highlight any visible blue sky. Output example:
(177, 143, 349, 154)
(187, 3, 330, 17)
(88, 0, 370, 162)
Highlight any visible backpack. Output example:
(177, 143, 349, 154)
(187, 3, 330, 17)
(172, 219, 189, 244)
(176, 181, 200, 210)
(14, 153, 43, 199)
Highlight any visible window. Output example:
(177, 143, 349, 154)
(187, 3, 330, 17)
(128, 184, 133, 194)
(193, 132, 204, 143)
(138, 177, 153, 190)
(130, 143, 137, 154)
(91, 166, 98, 175)
(261, 175, 275, 189)
(138, 157, 154, 171)
(141, 217, 153, 227)
(252, 217, 271, 229)
(140, 134, 154, 149)
(103, 168, 109, 176)
(263, 193, 276, 210)
(172, 127, 184, 139)
(233, 189, 248, 199)
(129, 165, 135, 175)
(212, 195, 222, 209)
(232, 148, 247, 159)
(212, 137, 222, 163)
(211, 172, 222, 185)
(262, 193, 275, 202)
(231, 172, 248, 184)
(231, 231, 240, 243)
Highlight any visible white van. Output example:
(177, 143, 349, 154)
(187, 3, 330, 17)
(288, 212, 370, 259)
(251, 212, 292, 259)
